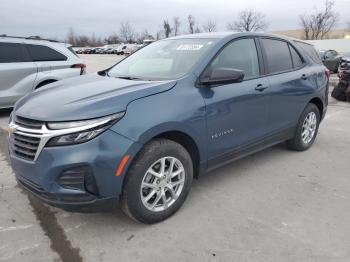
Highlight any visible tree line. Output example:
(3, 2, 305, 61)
(66, 0, 345, 47)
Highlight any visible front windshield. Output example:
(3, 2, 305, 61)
(108, 38, 218, 80)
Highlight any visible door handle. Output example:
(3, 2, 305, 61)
(255, 84, 268, 92)
(301, 74, 308, 80)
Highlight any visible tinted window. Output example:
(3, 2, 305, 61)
(289, 45, 304, 68)
(0, 43, 25, 63)
(295, 41, 322, 64)
(26, 44, 67, 61)
(261, 38, 293, 74)
(210, 38, 260, 80)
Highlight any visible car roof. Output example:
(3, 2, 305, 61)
(0, 36, 69, 47)
(168, 31, 290, 40)
(166, 31, 312, 46)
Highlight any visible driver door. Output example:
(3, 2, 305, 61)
(200, 38, 269, 168)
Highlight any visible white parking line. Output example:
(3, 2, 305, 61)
(0, 224, 33, 233)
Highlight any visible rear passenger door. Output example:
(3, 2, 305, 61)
(0, 42, 37, 107)
(260, 38, 315, 140)
(24, 44, 68, 78)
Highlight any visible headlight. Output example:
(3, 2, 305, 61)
(46, 112, 124, 146)
(47, 112, 124, 130)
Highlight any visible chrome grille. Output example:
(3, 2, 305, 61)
(9, 116, 45, 161)
(14, 116, 43, 130)
(9, 113, 112, 162)
(11, 133, 41, 161)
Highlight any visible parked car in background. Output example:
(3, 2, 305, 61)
(123, 44, 141, 56)
(116, 44, 128, 55)
(106, 48, 117, 54)
(82, 48, 92, 54)
(0, 35, 86, 108)
(318, 49, 342, 73)
(8, 32, 329, 223)
(338, 52, 350, 75)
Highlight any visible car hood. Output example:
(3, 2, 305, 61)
(15, 74, 176, 121)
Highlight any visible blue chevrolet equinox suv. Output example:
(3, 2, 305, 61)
(8, 32, 329, 223)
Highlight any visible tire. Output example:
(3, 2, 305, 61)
(287, 103, 320, 151)
(121, 138, 193, 224)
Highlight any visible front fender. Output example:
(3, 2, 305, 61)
(110, 82, 207, 164)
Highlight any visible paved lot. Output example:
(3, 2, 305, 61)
(1, 56, 350, 262)
(81, 54, 124, 73)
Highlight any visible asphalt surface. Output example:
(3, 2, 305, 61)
(1, 55, 350, 262)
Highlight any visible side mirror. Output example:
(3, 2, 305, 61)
(200, 68, 245, 86)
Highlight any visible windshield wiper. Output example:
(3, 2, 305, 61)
(115, 76, 144, 81)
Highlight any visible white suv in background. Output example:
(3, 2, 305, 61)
(0, 36, 86, 108)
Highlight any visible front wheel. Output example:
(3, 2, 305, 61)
(287, 103, 320, 151)
(121, 139, 193, 224)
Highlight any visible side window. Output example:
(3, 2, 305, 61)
(26, 44, 67, 62)
(294, 41, 323, 64)
(289, 45, 304, 68)
(261, 38, 293, 74)
(210, 38, 260, 80)
(0, 42, 25, 63)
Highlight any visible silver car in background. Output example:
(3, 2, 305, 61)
(0, 36, 86, 108)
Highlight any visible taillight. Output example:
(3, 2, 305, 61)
(71, 63, 86, 75)
(325, 68, 331, 79)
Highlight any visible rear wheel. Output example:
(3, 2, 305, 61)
(287, 103, 320, 151)
(121, 138, 193, 224)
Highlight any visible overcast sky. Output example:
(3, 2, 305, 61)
(0, 0, 349, 39)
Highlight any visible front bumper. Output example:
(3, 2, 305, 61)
(9, 129, 139, 212)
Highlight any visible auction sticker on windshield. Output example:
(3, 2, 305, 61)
(176, 44, 204, 51)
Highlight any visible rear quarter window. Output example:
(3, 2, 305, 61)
(294, 41, 322, 64)
(26, 44, 67, 62)
(289, 45, 304, 68)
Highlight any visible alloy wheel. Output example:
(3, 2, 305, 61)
(140, 156, 186, 212)
(301, 112, 317, 144)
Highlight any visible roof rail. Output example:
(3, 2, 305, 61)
(0, 34, 60, 43)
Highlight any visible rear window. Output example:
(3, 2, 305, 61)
(26, 44, 67, 61)
(261, 38, 293, 74)
(0, 42, 26, 63)
(294, 41, 322, 64)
